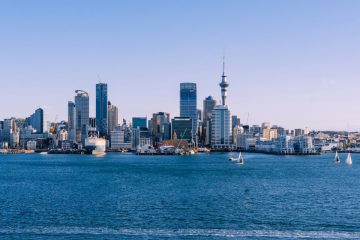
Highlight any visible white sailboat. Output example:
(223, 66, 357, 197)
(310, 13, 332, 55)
(236, 152, 244, 165)
(346, 152, 352, 165)
(335, 151, 340, 164)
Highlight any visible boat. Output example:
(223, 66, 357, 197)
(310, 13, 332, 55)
(228, 156, 237, 161)
(159, 145, 176, 154)
(236, 152, 244, 165)
(228, 152, 244, 164)
(84, 131, 106, 155)
(39, 152, 48, 155)
(197, 147, 211, 153)
(346, 152, 352, 165)
(335, 151, 340, 164)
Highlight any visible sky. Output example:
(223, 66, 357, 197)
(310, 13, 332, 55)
(1, 0, 360, 131)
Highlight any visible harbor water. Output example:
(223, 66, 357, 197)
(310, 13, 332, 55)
(0, 153, 359, 239)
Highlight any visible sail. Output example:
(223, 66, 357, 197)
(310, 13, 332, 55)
(346, 153, 352, 165)
(335, 151, 340, 163)
(238, 152, 244, 164)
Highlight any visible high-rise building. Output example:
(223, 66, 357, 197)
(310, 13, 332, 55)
(96, 83, 108, 137)
(211, 59, 232, 149)
(75, 90, 89, 145)
(108, 101, 118, 134)
(132, 117, 147, 129)
(2, 118, 15, 143)
(295, 128, 305, 136)
(151, 112, 171, 143)
(211, 105, 232, 148)
(172, 117, 192, 142)
(202, 96, 217, 146)
(232, 115, 240, 129)
(68, 101, 76, 143)
(197, 109, 202, 121)
(203, 96, 217, 122)
(231, 115, 241, 144)
(0, 121, 3, 145)
(29, 108, 46, 133)
(10, 130, 20, 149)
(180, 82, 197, 144)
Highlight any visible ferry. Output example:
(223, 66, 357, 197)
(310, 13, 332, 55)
(85, 131, 106, 155)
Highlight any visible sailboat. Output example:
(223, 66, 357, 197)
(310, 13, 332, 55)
(346, 152, 352, 165)
(236, 152, 244, 165)
(335, 151, 341, 164)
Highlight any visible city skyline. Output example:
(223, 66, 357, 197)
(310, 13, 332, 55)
(1, 0, 360, 131)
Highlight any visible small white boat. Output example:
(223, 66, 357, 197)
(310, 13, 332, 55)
(228, 155, 237, 161)
(335, 151, 340, 164)
(39, 152, 48, 155)
(229, 152, 244, 164)
(197, 147, 210, 153)
(346, 152, 352, 165)
(236, 152, 244, 165)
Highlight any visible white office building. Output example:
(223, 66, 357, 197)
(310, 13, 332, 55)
(211, 105, 231, 148)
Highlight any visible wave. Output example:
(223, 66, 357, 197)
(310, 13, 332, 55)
(0, 227, 360, 239)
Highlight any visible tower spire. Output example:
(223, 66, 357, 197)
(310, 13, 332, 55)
(219, 57, 229, 106)
(222, 56, 225, 76)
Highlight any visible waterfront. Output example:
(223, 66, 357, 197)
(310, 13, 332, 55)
(0, 153, 359, 239)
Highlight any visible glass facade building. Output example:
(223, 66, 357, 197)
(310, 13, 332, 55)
(203, 96, 216, 122)
(30, 108, 45, 133)
(108, 101, 118, 134)
(68, 101, 76, 143)
(180, 83, 197, 144)
(132, 117, 147, 129)
(172, 117, 192, 142)
(75, 90, 89, 144)
(96, 83, 108, 137)
(151, 112, 171, 143)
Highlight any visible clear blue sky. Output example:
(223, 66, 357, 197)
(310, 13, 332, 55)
(1, 0, 360, 130)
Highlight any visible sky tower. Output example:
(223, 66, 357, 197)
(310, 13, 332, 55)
(219, 57, 229, 106)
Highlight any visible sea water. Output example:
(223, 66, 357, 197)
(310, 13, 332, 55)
(0, 152, 359, 239)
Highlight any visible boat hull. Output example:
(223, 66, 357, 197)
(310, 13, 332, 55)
(84, 137, 106, 155)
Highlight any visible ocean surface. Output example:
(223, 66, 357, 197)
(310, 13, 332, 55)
(0, 152, 359, 239)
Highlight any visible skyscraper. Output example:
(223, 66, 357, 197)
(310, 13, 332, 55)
(108, 101, 118, 134)
(75, 90, 89, 145)
(211, 105, 232, 148)
(68, 101, 76, 143)
(180, 82, 197, 145)
(2, 118, 15, 144)
(29, 108, 45, 133)
(172, 117, 192, 142)
(96, 83, 108, 137)
(232, 115, 240, 129)
(203, 96, 217, 122)
(202, 96, 217, 146)
(211, 59, 232, 149)
(132, 117, 147, 129)
(151, 112, 171, 143)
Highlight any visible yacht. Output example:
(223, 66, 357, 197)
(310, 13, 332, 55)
(236, 152, 244, 165)
(334, 151, 340, 164)
(346, 152, 352, 165)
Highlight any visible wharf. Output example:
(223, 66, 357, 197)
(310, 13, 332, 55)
(0, 149, 34, 154)
(47, 149, 83, 154)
